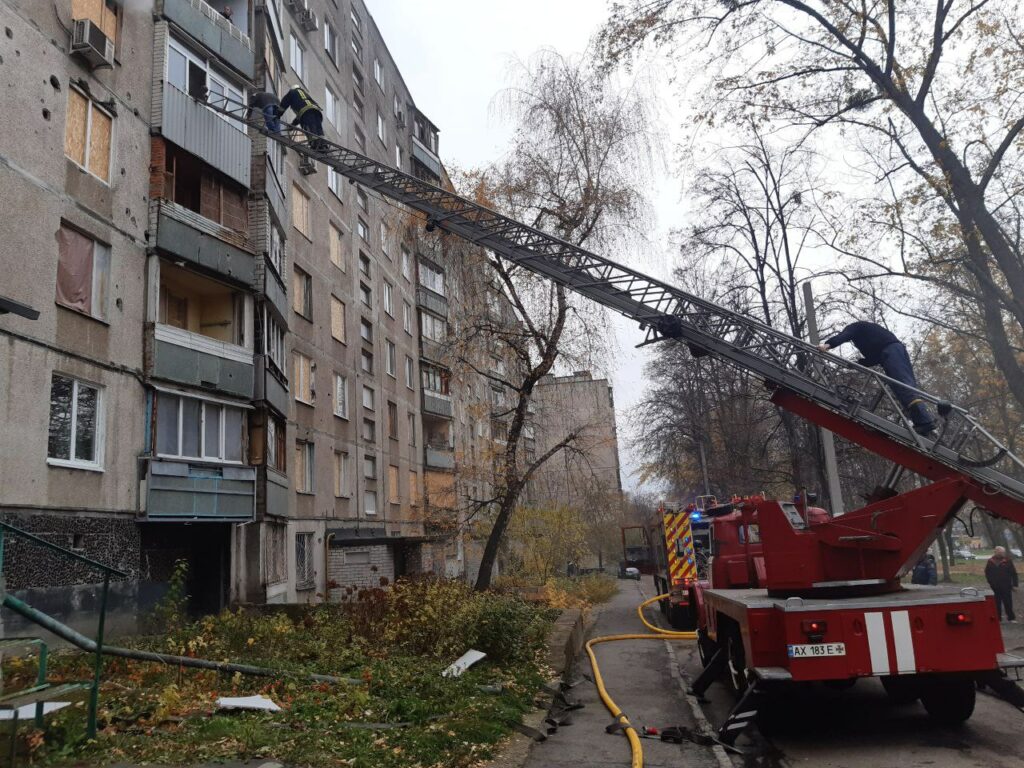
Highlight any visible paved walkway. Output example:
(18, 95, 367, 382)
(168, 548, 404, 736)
(522, 580, 723, 768)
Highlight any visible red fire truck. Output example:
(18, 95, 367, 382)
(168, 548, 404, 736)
(649, 498, 713, 629)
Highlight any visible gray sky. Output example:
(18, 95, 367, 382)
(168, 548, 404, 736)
(367, 0, 688, 495)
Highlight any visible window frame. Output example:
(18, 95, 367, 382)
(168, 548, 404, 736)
(385, 339, 396, 378)
(383, 281, 394, 316)
(329, 221, 345, 270)
(334, 450, 350, 497)
(324, 20, 338, 66)
(330, 295, 347, 343)
(293, 350, 315, 405)
(262, 307, 286, 374)
(387, 402, 398, 440)
(333, 373, 349, 419)
(295, 441, 314, 494)
(403, 302, 412, 334)
(55, 223, 110, 322)
(292, 266, 312, 319)
(295, 531, 315, 587)
(289, 34, 306, 82)
(65, 87, 114, 184)
(404, 356, 414, 389)
(155, 390, 246, 465)
(47, 373, 105, 471)
(364, 489, 377, 515)
(376, 110, 386, 143)
(291, 183, 311, 238)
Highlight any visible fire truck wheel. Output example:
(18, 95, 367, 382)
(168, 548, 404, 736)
(880, 675, 921, 705)
(725, 625, 748, 695)
(696, 628, 717, 667)
(920, 677, 976, 726)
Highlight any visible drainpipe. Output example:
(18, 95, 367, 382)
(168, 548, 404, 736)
(323, 532, 335, 603)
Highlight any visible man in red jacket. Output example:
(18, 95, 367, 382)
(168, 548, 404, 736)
(985, 546, 1019, 622)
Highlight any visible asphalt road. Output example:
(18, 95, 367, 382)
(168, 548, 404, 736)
(679, 595, 1024, 768)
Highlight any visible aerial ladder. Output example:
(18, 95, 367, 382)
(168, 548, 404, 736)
(204, 93, 1024, 740)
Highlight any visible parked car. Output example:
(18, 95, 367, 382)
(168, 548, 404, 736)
(954, 548, 975, 560)
(619, 566, 641, 581)
(1011, 548, 1022, 558)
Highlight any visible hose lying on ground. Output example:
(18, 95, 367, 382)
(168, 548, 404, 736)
(585, 593, 697, 768)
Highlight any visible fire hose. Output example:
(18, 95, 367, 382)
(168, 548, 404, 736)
(585, 593, 696, 768)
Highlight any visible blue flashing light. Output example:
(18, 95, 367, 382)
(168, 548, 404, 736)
(690, 511, 702, 521)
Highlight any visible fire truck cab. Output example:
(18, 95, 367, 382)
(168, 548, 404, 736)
(650, 497, 714, 630)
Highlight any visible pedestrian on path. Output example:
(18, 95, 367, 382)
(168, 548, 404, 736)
(985, 546, 1018, 622)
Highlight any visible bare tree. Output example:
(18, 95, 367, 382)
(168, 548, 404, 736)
(599, 1, 1024, 411)
(451, 49, 654, 590)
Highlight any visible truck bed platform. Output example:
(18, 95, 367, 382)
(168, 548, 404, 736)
(705, 584, 991, 613)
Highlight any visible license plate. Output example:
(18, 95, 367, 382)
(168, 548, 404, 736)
(787, 642, 846, 658)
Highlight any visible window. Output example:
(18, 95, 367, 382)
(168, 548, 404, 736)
(394, 143, 404, 169)
(404, 356, 414, 389)
(48, 374, 102, 469)
(292, 267, 312, 318)
(291, 184, 310, 237)
(376, 110, 386, 143)
(324, 21, 338, 65)
(420, 311, 447, 342)
(333, 373, 349, 418)
(293, 351, 314, 404)
(329, 223, 345, 269)
(334, 451, 350, 496)
(352, 93, 364, 122)
(373, 58, 382, 86)
(393, 94, 400, 117)
(421, 364, 449, 395)
(409, 471, 418, 505)
(388, 465, 399, 503)
(364, 454, 377, 478)
(387, 402, 398, 439)
(360, 348, 374, 373)
(350, 8, 363, 36)
(352, 62, 364, 92)
(403, 302, 412, 334)
(360, 317, 373, 342)
(330, 296, 346, 342)
(65, 88, 112, 183)
(268, 224, 283, 275)
(72, 0, 119, 44)
(158, 262, 248, 347)
(401, 246, 412, 281)
(262, 308, 285, 372)
(351, 33, 363, 60)
(407, 412, 416, 446)
(295, 532, 314, 587)
(362, 418, 375, 442)
(295, 442, 314, 494)
(55, 224, 109, 321)
(266, 414, 286, 473)
(167, 38, 246, 131)
(362, 385, 375, 411)
(356, 188, 368, 212)
(155, 391, 244, 463)
(419, 260, 445, 295)
(380, 222, 391, 258)
(357, 219, 369, 243)
(353, 123, 366, 151)
(289, 34, 305, 81)
(364, 489, 377, 515)
(327, 166, 343, 198)
(359, 282, 372, 307)
(385, 339, 396, 377)
(325, 86, 339, 128)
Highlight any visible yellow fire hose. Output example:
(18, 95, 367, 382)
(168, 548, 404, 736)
(584, 593, 697, 768)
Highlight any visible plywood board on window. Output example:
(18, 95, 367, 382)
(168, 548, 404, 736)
(88, 105, 112, 182)
(65, 89, 88, 167)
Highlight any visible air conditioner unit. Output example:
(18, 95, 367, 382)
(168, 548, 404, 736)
(298, 8, 318, 32)
(71, 18, 114, 69)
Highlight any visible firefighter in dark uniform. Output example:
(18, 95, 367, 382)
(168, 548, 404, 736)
(280, 85, 325, 148)
(818, 321, 936, 436)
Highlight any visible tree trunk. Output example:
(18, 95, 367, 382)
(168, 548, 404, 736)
(936, 532, 952, 583)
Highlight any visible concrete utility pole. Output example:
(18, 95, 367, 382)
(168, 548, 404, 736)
(802, 282, 845, 516)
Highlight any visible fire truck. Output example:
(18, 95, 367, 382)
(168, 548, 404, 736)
(203, 93, 1024, 744)
(649, 498, 713, 629)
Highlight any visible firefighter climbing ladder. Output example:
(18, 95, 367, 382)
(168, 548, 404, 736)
(205, 93, 1024, 508)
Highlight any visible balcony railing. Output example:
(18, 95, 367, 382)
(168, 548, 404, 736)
(156, 201, 254, 284)
(420, 337, 447, 364)
(425, 445, 455, 470)
(161, 85, 252, 187)
(145, 459, 256, 521)
(411, 136, 441, 178)
(152, 324, 254, 398)
(422, 391, 453, 419)
(416, 285, 447, 317)
(158, 0, 254, 78)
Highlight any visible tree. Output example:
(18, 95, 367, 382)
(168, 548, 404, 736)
(454, 49, 654, 590)
(599, 1, 1024, 412)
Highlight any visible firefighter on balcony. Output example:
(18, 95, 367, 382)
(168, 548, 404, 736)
(818, 321, 936, 436)
(247, 90, 282, 133)
(281, 85, 325, 150)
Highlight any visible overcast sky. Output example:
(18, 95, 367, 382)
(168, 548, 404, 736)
(367, 0, 689, 495)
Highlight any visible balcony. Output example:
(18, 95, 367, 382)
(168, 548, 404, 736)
(412, 136, 441, 179)
(156, 201, 254, 284)
(422, 391, 453, 419)
(153, 325, 254, 398)
(254, 355, 289, 415)
(145, 459, 255, 521)
(157, 0, 254, 78)
(425, 445, 455, 471)
(416, 285, 447, 317)
(420, 337, 447, 365)
(160, 85, 252, 187)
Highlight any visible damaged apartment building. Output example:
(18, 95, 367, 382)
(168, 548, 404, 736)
(0, 0, 535, 622)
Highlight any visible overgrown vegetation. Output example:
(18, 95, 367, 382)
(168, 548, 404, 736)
(11, 578, 555, 768)
(495, 573, 619, 611)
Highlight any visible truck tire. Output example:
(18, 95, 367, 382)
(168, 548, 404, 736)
(881, 675, 921, 705)
(920, 677, 976, 726)
(724, 624, 748, 695)
(696, 627, 718, 667)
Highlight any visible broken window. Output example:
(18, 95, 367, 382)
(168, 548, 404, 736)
(56, 224, 109, 320)
(158, 262, 247, 347)
(162, 145, 248, 233)
(65, 88, 112, 183)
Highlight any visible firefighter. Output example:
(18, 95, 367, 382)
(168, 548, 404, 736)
(817, 321, 936, 436)
(985, 546, 1018, 622)
(280, 85, 325, 149)
(911, 553, 938, 585)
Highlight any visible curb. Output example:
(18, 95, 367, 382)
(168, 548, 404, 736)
(482, 606, 587, 768)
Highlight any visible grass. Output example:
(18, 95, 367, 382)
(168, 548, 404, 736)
(8, 577, 557, 768)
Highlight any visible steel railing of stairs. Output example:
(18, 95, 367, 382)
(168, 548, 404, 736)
(202, 93, 1024, 515)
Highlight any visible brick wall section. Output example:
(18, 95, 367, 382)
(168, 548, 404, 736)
(327, 545, 394, 594)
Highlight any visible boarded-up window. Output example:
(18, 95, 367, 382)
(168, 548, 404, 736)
(331, 296, 346, 342)
(329, 223, 344, 269)
(64, 89, 112, 183)
(292, 267, 311, 318)
(292, 184, 310, 237)
(293, 351, 314, 404)
(72, 0, 118, 43)
(409, 471, 418, 505)
(294, 444, 313, 494)
(56, 224, 109, 320)
(388, 465, 399, 503)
